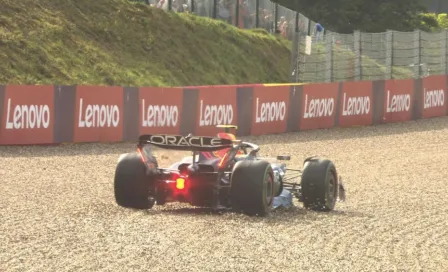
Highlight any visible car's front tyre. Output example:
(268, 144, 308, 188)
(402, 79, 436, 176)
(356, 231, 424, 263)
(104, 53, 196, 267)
(300, 157, 338, 211)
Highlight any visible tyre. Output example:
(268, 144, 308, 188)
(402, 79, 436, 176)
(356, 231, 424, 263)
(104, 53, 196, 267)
(114, 152, 155, 210)
(230, 160, 275, 216)
(301, 158, 338, 211)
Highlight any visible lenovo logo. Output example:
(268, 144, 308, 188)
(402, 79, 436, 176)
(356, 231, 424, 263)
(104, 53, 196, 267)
(5, 99, 51, 129)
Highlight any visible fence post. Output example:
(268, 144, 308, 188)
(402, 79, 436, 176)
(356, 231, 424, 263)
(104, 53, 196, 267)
(307, 18, 311, 36)
(213, 0, 217, 18)
(255, 0, 259, 28)
(413, 29, 421, 78)
(168, 0, 172, 11)
(191, 0, 195, 13)
(274, 3, 278, 33)
(385, 30, 393, 80)
(235, 0, 239, 27)
(290, 12, 300, 83)
(325, 33, 333, 83)
(354, 30, 361, 81)
(442, 29, 447, 74)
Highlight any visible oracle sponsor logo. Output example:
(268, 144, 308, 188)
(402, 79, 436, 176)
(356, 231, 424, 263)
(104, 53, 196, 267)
(303, 95, 334, 118)
(5, 99, 51, 129)
(386, 90, 411, 113)
(141, 99, 179, 128)
(255, 98, 286, 123)
(78, 98, 120, 128)
(341, 93, 370, 116)
(199, 100, 234, 126)
(423, 89, 444, 109)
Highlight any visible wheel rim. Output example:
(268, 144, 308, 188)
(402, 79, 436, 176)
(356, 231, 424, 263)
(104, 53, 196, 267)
(326, 173, 336, 205)
(265, 174, 274, 206)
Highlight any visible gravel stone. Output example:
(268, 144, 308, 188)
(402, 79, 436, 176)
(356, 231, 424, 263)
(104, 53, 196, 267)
(1, 116, 448, 272)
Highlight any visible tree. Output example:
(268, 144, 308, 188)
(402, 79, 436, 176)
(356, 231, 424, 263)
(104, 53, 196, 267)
(438, 13, 448, 28)
(418, 13, 440, 32)
(273, 0, 428, 33)
(415, 13, 448, 32)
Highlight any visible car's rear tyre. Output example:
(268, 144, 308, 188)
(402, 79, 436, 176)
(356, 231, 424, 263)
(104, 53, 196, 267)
(114, 152, 155, 210)
(301, 158, 338, 211)
(230, 160, 275, 216)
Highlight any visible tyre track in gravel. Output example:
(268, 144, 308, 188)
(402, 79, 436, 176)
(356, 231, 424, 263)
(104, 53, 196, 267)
(1, 116, 448, 272)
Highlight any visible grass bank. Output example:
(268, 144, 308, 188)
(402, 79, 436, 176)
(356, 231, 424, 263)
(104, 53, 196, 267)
(0, 0, 291, 86)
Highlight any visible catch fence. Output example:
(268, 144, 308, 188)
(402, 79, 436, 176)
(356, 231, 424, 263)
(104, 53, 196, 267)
(292, 29, 448, 83)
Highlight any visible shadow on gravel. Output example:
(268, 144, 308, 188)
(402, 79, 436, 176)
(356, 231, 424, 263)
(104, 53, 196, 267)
(148, 207, 218, 216)
(142, 206, 371, 223)
(1, 117, 446, 158)
(0, 142, 137, 158)
(241, 116, 448, 145)
(0, 142, 190, 159)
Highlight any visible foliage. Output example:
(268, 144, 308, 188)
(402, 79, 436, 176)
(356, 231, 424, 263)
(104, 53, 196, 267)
(418, 13, 440, 32)
(274, 0, 427, 33)
(437, 13, 448, 29)
(417, 13, 448, 32)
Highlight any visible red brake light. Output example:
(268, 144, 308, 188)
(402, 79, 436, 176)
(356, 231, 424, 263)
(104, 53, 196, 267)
(176, 178, 186, 190)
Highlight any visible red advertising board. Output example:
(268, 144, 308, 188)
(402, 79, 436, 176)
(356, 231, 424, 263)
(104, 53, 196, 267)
(383, 79, 414, 123)
(251, 86, 289, 135)
(74, 86, 124, 143)
(300, 82, 339, 130)
(0, 85, 54, 145)
(195, 87, 237, 136)
(339, 81, 373, 127)
(421, 75, 447, 119)
(139, 88, 183, 135)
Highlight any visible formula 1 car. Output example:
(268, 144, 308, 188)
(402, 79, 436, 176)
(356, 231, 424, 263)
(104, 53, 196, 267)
(114, 125, 346, 216)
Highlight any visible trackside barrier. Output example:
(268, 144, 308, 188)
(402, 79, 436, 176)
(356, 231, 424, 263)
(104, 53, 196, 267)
(0, 75, 447, 145)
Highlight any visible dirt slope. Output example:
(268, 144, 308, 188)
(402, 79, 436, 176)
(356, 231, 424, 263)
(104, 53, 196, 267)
(0, 0, 291, 87)
(1, 116, 448, 271)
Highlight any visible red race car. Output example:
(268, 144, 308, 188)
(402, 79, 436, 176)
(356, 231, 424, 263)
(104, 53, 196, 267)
(114, 125, 346, 216)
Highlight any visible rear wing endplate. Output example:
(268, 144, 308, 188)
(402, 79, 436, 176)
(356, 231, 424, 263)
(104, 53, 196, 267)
(138, 134, 234, 151)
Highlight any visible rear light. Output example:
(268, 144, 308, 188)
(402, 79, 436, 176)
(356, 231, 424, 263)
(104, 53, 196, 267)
(137, 148, 145, 163)
(137, 148, 156, 168)
(176, 178, 186, 190)
(218, 153, 228, 168)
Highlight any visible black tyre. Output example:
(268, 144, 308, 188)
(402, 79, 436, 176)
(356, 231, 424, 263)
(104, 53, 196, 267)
(301, 158, 338, 211)
(114, 152, 155, 210)
(230, 160, 275, 216)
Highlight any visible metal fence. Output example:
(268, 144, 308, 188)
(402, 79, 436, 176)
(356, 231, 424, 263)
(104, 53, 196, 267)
(292, 29, 448, 83)
(132, 0, 448, 83)
(131, 0, 323, 37)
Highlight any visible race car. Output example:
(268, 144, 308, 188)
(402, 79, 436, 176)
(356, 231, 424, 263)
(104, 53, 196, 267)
(114, 125, 346, 216)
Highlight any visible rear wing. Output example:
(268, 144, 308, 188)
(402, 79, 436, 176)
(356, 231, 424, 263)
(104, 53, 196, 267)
(138, 134, 234, 151)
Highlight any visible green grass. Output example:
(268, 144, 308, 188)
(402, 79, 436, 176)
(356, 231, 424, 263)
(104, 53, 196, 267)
(0, 0, 292, 86)
(1, 0, 434, 87)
